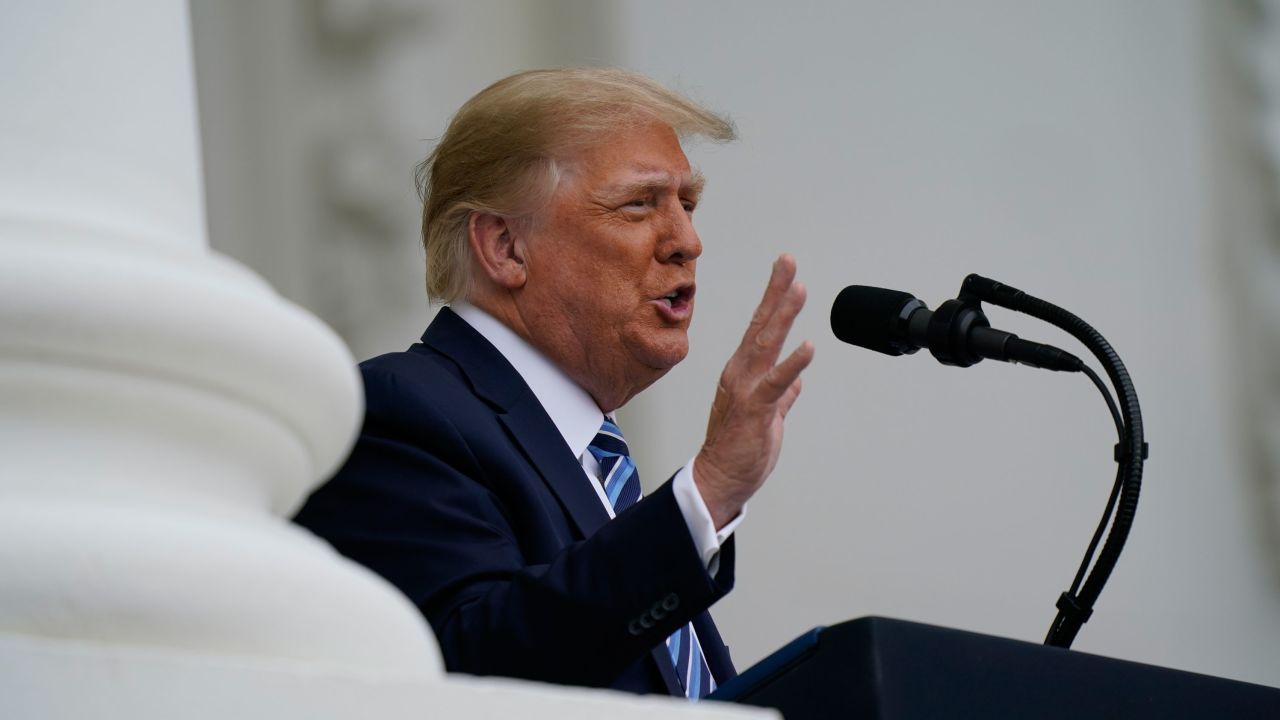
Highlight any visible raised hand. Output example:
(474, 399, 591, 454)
(694, 254, 815, 529)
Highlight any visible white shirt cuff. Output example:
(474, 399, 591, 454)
(672, 457, 745, 574)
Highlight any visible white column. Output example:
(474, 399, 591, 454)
(0, 0, 440, 692)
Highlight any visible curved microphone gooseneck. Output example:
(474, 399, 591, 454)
(957, 274, 1147, 649)
(831, 275, 1147, 649)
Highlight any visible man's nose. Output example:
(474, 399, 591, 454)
(659, 205, 703, 265)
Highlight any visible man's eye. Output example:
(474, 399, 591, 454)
(682, 201, 697, 213)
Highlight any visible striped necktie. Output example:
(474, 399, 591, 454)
(587, 418, 716, 699)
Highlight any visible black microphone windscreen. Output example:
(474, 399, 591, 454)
(831, 285, 919, 356)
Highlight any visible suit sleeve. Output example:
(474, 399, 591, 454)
(293, 366, 735, 689)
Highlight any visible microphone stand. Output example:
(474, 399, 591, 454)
(957, 274, 1148, 649)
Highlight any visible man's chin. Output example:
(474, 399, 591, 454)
(635, 333, 689, 372)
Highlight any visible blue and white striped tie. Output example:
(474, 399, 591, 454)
(588, 418, 716, 699)
(587, 418, 642, 513)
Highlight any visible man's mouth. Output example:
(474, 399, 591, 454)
(658, 284, 695, 311)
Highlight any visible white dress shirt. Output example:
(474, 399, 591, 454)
(451, 303, 743, 572)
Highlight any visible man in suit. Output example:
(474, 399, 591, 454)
(294, 68, 813, 697)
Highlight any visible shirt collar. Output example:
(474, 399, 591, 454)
(450, 303, 604, 459)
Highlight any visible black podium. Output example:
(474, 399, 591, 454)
(709, 617, 1279, 719)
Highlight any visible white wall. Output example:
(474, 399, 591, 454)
(617, 0, 1280, 687)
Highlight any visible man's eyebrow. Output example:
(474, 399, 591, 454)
(602, 170, 707, 199)
(687, 170, 707, 198)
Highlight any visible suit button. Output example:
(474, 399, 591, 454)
(628, 619, 644, 636)
(662, 593, 679, 612)
(652, 602, 668, 621)
(639, 614, 656, 630)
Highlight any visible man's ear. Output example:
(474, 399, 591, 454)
(468, 212, 527, 290)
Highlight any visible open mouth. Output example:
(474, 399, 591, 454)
(657, 284, 695, 312)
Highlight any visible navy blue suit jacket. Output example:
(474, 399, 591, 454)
(294, 308, 736, 694)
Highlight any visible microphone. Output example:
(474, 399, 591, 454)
(831, 285, 1083, 372)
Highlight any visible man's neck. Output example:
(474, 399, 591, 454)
(450, 302, 605, 458)
(465, 293, 635, 412)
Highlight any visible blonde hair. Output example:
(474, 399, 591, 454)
(416, 67, 737, 304)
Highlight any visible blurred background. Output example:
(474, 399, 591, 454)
(191, 0, 1280, 687)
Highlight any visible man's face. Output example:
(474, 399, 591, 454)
(516, 120, 704, 411)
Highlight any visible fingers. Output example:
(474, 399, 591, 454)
(720, 254, 813, 406)
(760, 340, 814, 403)
(745, 282, 806, 381)
(742, 254, 798, 342)
(779, 376, 803, 418)
(741, 260, 807, 373)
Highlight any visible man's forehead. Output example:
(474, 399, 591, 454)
(559, 122, 701, 188)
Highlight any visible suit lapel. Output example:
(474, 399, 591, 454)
(498, 395, 609, 538)
(420, 308, 610, 539)
(651, 644, 683, 695)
